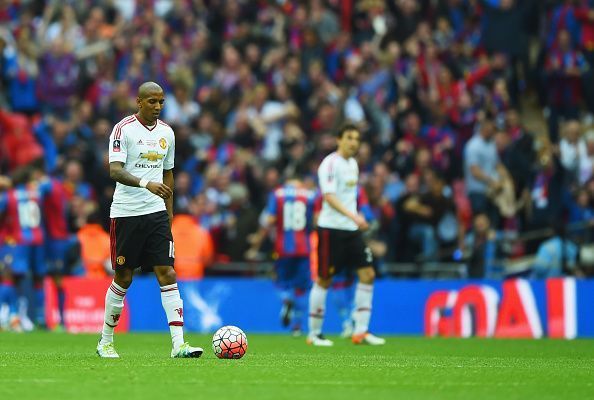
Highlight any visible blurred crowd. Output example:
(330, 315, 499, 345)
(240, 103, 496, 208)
(1, 0, 594, 280)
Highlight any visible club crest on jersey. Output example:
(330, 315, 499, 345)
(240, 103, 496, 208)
(159, 138, 167, 149)
(116, 256, 126, 265)
(140, 151, 164, 162)
(113, 139, 121, 152)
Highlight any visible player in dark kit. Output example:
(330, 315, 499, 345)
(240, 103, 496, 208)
(96, 82, 203, 358)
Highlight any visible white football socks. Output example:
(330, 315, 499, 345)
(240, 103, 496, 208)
(353, 283, 373, 335)
(160, 283, 185, 349)
(308, 282, 328, 336)
(100, 281, 127, 345)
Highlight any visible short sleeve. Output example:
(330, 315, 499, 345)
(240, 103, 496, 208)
(265, 192, 277, 217)
(164, 130, 175, 170)
(109, 124, 127, 163)
(37, 178, 53, 197)
(318, 157, 337, 195)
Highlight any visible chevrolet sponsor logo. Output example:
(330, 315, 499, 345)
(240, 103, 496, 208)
(140, 151, 164, 162)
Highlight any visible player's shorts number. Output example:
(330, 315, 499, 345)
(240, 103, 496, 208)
(365, 247, 373, 263)
(17, 200, 41, 229)
(283, 201, 306, 231)
(169, 241, 175, 258)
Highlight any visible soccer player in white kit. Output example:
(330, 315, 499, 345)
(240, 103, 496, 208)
(96, 82, 203, 358)
(307, 125, 385, 346)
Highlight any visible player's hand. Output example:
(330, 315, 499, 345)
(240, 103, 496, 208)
(146, 182, 173, 199)
(353, 213, 369, 231)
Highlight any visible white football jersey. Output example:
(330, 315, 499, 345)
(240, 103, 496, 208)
(317, 152, 358, 231)
(108, 115, 175, 218)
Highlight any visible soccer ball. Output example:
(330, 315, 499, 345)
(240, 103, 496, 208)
(212, 325, 248, 359)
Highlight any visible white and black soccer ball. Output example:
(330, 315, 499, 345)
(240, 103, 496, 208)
(212, 325, 248, 359)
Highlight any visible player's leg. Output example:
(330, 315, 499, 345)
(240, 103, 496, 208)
(331, 271, 355, 338)
(351, 242, 385, 345)
(146, 211, 202, 358)
(153, 265, 185, 348)
(275, 257, 296, 329)
(0, 254, 20, 331)
(97, 266, 132, 358)
(307, 275, 333, 346)
(31, 244, 48, 328)
(291, 257, 311, 336)
(6, 245, 29, 331)
(97, 216, 139, 358)
(153, 265, 203, 358)
(352, 271, 386, 345)
(292, 287, 307, 336)
(45, 239, 70, 330)
(307, 228, 336, 346)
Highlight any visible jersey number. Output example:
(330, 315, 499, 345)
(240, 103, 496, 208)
(365, 247, 373, 263)
(17, 200, 41, 229)
(283, 201, 307, 231)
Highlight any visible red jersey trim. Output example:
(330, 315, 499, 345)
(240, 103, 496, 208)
(157, 120, 171, 128)
(114, 116, 135, 140)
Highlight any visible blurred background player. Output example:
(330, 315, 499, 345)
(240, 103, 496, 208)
(247, 174, 317, 336)
(0, 175, 20, 331)
(308, 125, 385, 346)
(0, 165, 56, 330)
(41, 165, 78, 331)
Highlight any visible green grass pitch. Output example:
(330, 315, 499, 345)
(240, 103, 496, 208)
(1, 332, 593, 400)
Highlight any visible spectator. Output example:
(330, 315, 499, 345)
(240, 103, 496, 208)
(464, 117, 503, 227)
(4, 26, 39, 114)
(0, 0, 591, 279)
(578, 130, 594, 185)
(37, 37, 79, 115)
(525, 146, 568, 253)
(464, 213, 500, 279)
(162, 71, 200, 126)
(560, 120, 584, 185)
(171, 205, 214, 280)
(77, 213, 110, 279)
(544, 29, 588, 142)
(568, 188, 594, 243)
(532, 224, 579, 279)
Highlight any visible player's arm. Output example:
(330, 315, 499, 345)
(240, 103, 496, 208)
(109, 162, 173, 198)
(163, 168, 174, 227)
(323, 193, 368, 230)
(250, 214, 275, 248)
(245, 197, 276, 260)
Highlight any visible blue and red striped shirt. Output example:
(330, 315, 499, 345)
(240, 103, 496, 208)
(266, 183, 317, 258)
(42, 178, 70, 240)
(0, 181, 52, 245)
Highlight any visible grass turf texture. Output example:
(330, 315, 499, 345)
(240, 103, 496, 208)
(0, 333, 593, 400)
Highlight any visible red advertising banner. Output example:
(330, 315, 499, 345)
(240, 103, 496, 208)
(424, 278, 577, 339)
(45, 277, 130, 333)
